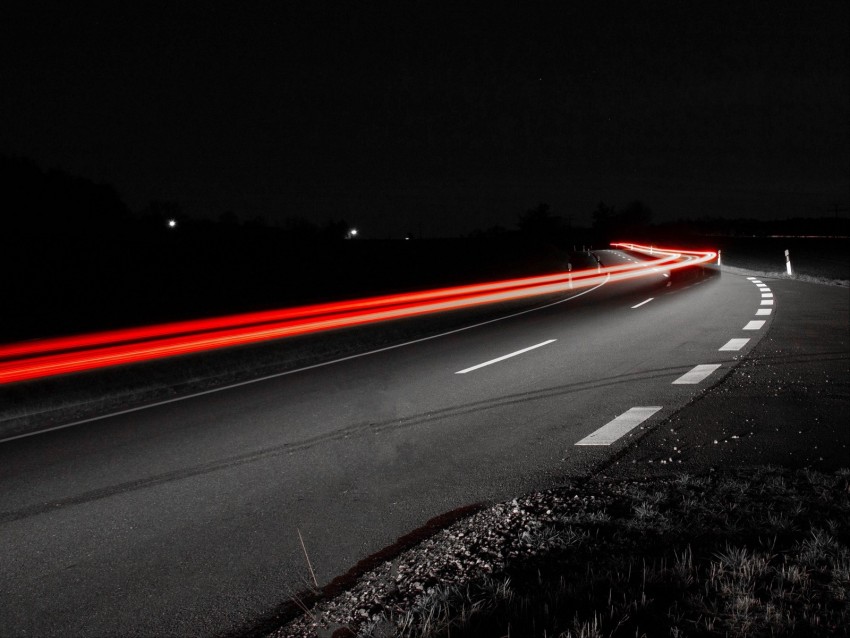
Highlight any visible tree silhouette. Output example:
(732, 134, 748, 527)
(592, 200, 652, 241)
(591, 201, 616, 235)
(518, 203, 565, 238)
(1, 155, 129, 241)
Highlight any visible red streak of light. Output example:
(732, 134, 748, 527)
(0, 256, 677, 361)
(0, 245, 715, 384)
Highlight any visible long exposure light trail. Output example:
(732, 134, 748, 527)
(0, 244, 715, 384)
(0, 254, 680, 362)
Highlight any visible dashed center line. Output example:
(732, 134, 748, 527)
(575, 406, 662, 446)
(720, 338, 750, 351)
(672, 363, 721, 385)
(455, 339, 556, 374)
(574, 268, 774, 448)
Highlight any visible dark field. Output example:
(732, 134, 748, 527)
(3, 234, 572, 344)
(715, 236, 849, 283)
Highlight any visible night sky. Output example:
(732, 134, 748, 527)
(2, 2, 848, 237)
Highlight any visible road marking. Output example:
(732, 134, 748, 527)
(756, 308, 772, 316)
(747, 277, 757, 280)
(672, 363, 721, 384)
(761, 299, 774, 306)
(631, 298, 654, 309)
(720, 338, 749, 351)
(756, 283, 768, 288)
(751, 279, 763, 284)
(744, 320, 765, 330)
(575, 406, 662, 446)
(761, 292, 773, 298)
(455, 339, 556, 374)
(0, 280, 611, 445)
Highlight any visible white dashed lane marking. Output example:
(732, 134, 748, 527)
(574, 274, 773, 451)
(455, 339, 556, 374)
(575, 407, 662, 446)
(631, 298, 653, 309)
(720, 338, 750, 351)
(672, 364, 722, 385)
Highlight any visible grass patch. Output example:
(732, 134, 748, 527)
(287, 467, 850, 637)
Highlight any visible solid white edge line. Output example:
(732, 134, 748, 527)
(0, 277, 612, 444)
(455, 339, 556, 374)
(631, 298, 654, 309)
(672, 363, 722, 385)
(719, 338, 750, 351)
(575, 406, 662, 446)
(744, 320, 766, 330)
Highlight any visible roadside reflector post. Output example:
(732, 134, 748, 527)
(717, 249, 722, 266)
(785, 249, 793, 276)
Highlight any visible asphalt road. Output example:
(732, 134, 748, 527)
(0, 250, 789, 637)
(607, 273, 850, 476)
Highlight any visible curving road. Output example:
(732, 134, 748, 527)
(0, 250, 776, 637)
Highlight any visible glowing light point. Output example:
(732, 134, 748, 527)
(167, 219, 177, 228)
(346, 228, 358, 239)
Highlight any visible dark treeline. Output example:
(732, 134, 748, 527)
(2, 156, 130, 240)
(2, 157, 846, 341)
(0, 158, 576, 341)
(651, 215, 850, 239)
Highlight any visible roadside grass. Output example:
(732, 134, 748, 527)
(396, 468, 849, 637)
(297, 467, 850, 638)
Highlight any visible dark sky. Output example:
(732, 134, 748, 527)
(2, 2, 848, 237)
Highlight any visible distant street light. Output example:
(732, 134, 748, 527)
(346, 228, 358, 239)
(167, 218, 177, 229)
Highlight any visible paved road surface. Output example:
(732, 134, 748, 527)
(607, 274, 849, 476)
(0, 250, 801, 637)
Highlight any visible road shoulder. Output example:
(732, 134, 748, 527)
(602, 276, 850, 478)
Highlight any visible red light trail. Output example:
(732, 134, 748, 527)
(0, 244, 715, 384)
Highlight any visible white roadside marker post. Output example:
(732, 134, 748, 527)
(785, 249, 793, 276)
(717, 249, 722, 266)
